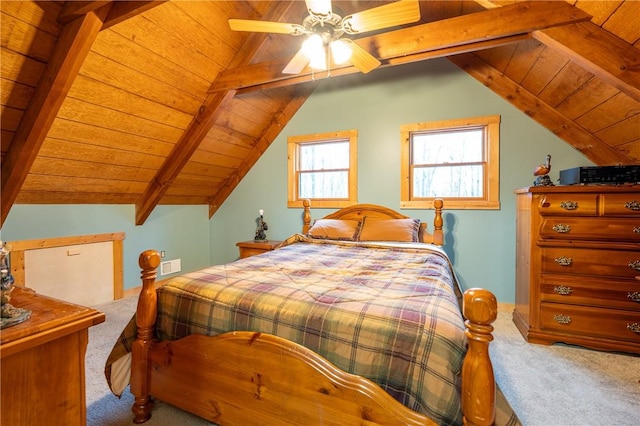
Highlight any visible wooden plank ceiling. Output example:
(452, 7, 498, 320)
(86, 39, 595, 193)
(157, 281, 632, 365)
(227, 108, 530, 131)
(2, 1, 639, 226)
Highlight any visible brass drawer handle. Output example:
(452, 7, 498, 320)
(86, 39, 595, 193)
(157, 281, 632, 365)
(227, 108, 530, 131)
(628, 292, 640, 303)
(629, 260, 640, 271)
(552, 224, 571, 233)
(555, 257, 573, 266)
(554, 314, 571, 324)
(628, 323, 640, 334)
(625, 201, 640, 211)
(634, 227, 640, 234)
(553, 285, 573, 295)
(560, 201, 578, 210)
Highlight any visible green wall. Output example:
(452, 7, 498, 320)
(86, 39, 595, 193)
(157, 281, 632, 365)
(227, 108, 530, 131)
(1, 58, 593, 302)
(210, 58, 594, 302)
(1, 204, 210, 290)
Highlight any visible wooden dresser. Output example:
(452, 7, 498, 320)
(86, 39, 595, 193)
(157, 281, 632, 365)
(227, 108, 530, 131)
(1, 287, 105, 425)
(514, 185, 640, 354)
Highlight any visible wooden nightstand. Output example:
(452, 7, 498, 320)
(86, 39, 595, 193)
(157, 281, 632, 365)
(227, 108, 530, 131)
(1, 287, 105, 426)
(236, 240, 283, 259)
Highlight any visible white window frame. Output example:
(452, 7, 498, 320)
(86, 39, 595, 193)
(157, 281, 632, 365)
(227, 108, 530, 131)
(400, 115, 500, 209)
(287, 129, 358, 208)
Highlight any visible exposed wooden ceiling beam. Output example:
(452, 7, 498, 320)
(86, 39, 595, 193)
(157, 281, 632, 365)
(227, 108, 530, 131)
(0, 6, 111, 227)
(449, 53, 631, 166)
(58, 1, 166, 29)
(532, 22, 640, 103)
(208, 84, 316, 217)
(234, 34, 530, 95)
(134, 1, 298, 225)
(210, 1, 591, 92)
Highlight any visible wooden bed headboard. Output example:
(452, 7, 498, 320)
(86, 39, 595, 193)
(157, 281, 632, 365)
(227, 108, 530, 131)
(301, 199, 444, 245)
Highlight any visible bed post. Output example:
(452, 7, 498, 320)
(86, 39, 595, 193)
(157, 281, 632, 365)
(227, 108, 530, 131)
(461, 288, 497, 426)
(433, 198, 444, 246)
(302, 199, 311, 234)
(131, 250, 161, 423)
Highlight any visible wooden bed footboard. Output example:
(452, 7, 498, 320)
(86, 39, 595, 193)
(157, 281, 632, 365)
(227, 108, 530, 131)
(131, 250, 497, 426)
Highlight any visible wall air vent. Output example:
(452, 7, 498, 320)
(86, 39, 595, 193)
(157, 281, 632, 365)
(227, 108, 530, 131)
(160, 259, 181, 276)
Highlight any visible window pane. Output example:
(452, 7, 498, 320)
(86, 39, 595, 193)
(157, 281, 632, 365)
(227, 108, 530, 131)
(299, 171, 348, 198)
(412, 129, 483, 164)
(413, 165, 483, 197)
(299, 142, 349, 171)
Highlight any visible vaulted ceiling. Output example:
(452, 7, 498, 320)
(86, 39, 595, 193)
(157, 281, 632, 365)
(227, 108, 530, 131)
(2, 1, 639, 227)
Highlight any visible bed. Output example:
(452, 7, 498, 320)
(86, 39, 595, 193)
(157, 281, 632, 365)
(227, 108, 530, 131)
(105, 200, 516, 426)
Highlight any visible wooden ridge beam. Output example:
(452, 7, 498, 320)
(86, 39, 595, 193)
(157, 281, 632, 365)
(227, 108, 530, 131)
(58, 1, 166, 29)
(1, 5, 111, 227)
(135, 1, 298, 225)
(210, 1, 590, 92)
(449, 53, 631, 166)
(533, 21, 640, 103)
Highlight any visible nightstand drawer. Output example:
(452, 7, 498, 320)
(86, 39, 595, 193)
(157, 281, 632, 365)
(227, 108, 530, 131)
(236, 240, 282, 259)
(541, 247, 640, 278)
(539, 303, 640, 343)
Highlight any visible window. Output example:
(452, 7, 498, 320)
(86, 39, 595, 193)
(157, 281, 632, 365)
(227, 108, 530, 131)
(400, 115, 500, 209)
(288, 129, 357, 208)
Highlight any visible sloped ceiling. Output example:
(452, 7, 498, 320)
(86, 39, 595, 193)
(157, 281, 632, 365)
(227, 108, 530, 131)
(1, 0, 639, 227)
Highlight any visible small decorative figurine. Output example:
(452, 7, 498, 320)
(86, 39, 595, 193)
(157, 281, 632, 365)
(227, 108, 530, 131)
(533, 154, 554, 186)
(1, 241, 31, 328)
(254, 209, 268, 241)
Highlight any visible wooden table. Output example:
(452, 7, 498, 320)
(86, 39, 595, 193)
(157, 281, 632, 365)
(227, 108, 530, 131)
(236, 240, 283, 259)
(0, 287, 105, 426)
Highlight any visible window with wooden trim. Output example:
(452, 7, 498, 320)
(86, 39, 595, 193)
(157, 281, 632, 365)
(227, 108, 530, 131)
(288, 130, 358, 208)
(401, 115, 500, 209)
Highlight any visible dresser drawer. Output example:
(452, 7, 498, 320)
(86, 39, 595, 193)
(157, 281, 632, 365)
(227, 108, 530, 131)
(541, 247, 640, 278)
(539, 303, 640, 343)
(537, 193, 598, 216)
(601, 193, 640, 216)
(539, 218, 640, 242)
(540, 273, 640, 310)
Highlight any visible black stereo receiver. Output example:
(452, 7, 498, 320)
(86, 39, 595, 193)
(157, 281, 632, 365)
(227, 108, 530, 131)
(559, 165, 640, 185)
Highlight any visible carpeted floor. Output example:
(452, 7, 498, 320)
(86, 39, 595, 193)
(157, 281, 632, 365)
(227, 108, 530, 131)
(86, 296, 640, 425)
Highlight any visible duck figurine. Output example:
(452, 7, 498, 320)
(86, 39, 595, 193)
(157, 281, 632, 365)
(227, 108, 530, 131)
(533, 154, 554, 186)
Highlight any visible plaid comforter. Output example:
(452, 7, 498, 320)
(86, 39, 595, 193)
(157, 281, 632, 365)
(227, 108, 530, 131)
(106, 235, 470, 425)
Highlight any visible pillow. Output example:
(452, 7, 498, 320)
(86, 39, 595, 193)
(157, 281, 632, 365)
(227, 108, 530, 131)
(307, 219, 363, 241)
(357, 217, 421, 242)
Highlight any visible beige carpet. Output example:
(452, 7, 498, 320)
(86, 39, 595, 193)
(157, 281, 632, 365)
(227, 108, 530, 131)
(86, 296, 639, 425)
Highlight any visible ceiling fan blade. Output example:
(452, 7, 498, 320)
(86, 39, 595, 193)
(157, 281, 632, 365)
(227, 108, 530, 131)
(228, 19, 305, 35)
(342, 0, 420, 34)
(343, 40, 381, 74)
(282, 48, 311, 74)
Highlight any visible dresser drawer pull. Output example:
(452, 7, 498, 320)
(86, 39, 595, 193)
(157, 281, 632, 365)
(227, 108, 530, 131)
(553, 285, 573, 295)
(560, 201, 578, 211)
(629, 260, 640, 271)
(555, 257, 573, 266)
(625, 201, 640, 211)
(628, 292, 640, 303)
(553, 314, 571, 324)
(627, 323, 640, 334)
(634, 227, 640, 234)
(552, 224, 571, 233)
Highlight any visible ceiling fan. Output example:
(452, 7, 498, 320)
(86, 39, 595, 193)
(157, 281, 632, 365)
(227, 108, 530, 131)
(228, 0, 421, 75)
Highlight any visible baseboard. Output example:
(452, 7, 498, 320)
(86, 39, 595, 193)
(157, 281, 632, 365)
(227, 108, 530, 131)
(498, 302, 514, 314)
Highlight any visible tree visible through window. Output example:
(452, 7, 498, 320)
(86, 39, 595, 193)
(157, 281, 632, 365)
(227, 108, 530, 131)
(401, 115, 500, 209)
(288, 130, 357, 208)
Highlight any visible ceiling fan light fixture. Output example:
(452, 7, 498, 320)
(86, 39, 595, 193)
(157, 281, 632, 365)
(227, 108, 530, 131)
(330, 39, 352, 65)
(302, 34, 327, 70)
